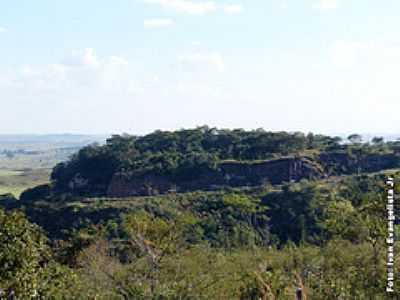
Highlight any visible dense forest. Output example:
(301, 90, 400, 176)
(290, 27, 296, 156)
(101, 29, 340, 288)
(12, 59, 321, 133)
(0, 127, 399, 299)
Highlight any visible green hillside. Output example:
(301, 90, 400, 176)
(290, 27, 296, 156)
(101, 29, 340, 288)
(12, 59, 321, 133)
(0, 128, 399, 299)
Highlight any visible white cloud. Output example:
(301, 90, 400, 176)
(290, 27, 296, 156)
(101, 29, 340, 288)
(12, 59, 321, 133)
(313, 0, 337, 11)
(179, 52, 225, 71)
(329, 40, 361, 67)
(5, 41, 400, 135)
(108, 56, 129, 66)
(5, 48, 131, 94)
(142, 0, 217, 15)
(0, 27, 7, 33)
(223, 4, 243, 15)
(328, 40, 400, 72)
(63, 48, 100, 68)
(144, 18, 175, 28)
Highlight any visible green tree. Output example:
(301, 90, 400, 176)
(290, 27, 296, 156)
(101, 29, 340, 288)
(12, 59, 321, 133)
(0, 209, 76, 298)
(347, 133, 362, 144)
(371, 136, 384, 145)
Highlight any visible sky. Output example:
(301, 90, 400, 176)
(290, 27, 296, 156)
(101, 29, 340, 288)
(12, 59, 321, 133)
(1, 0, 400, 135)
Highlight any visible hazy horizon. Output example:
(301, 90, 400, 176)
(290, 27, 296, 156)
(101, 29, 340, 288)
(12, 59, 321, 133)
(0, 130, 399, 142)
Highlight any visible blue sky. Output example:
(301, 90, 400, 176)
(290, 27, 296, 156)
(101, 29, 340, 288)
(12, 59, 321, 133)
(1, 0, 400, 135)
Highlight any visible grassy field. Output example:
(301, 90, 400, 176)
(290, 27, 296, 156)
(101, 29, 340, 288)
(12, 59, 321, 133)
(0, 168, 51, 198)
(0, 134, 105, 198)
(0, 150, 74, 169)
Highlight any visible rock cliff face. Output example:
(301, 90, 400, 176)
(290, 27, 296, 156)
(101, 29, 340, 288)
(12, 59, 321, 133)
(107, 157, 326, 197)
(58, 151, 400, 198)
(319, 151, 400, 175)
(26, 150, 399, 199)
(220, 157, 325, 185)
(361, 153, 400, 172)
(107, 174, 175, 197)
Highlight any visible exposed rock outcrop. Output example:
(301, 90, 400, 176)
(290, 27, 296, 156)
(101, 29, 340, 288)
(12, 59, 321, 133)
(319, 151, 400, 175)
(107, 173, 175, 197)
(220, 157, 325, 185)
(107, 157, 326, 197)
